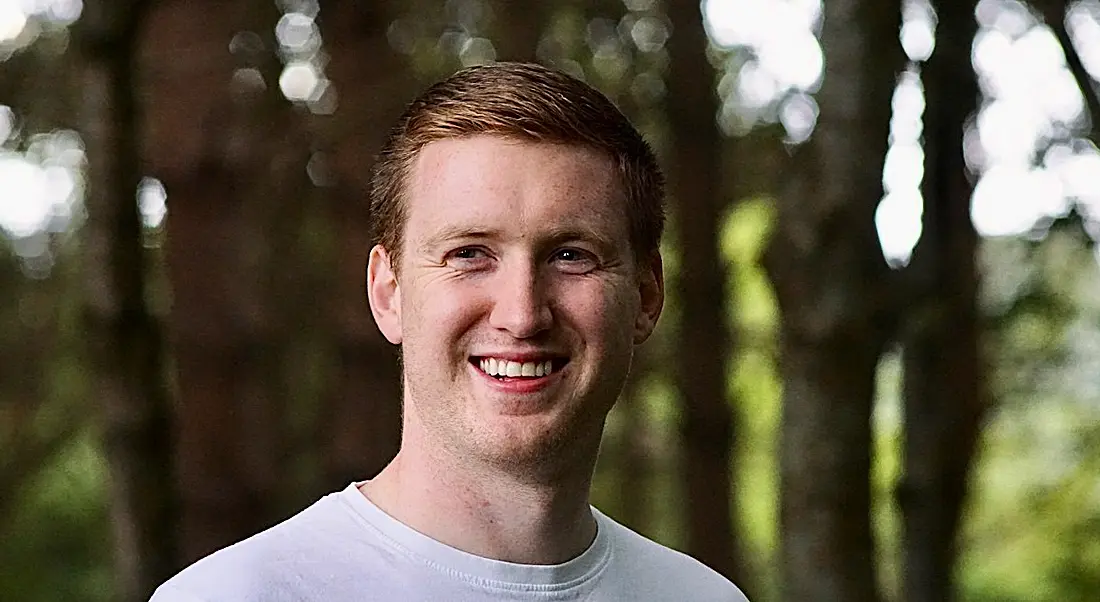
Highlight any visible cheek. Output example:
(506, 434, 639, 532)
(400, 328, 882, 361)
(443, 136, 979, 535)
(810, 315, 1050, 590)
(403, 280, 487, 343)
(555, 281, 638, 347)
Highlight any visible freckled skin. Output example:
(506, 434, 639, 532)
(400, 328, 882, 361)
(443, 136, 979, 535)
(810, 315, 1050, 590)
(368, 136, 662, 482)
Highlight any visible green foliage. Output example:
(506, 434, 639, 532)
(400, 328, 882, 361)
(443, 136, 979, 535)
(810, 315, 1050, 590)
(712, 197, 1100, 602)
(0, 431, 114, 602)
(871, 353, 904, 599)
(721, 197, 781, 596)
(959, 231, 1100, 602)
(721, 197, 779, 340)
(962, 393, 1100, 602)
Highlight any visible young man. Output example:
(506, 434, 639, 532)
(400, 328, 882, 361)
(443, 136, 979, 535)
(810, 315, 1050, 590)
(152, 62, 749, 601)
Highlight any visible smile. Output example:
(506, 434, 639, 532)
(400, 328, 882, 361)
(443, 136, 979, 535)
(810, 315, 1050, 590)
(480, 358, 552, 377)
(471, 356, 568, 380)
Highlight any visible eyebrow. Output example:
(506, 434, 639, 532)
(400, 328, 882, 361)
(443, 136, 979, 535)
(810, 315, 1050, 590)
(416, 224, 619, 255)
(417, 226, 503, 255)
(542, 226, 617, 253)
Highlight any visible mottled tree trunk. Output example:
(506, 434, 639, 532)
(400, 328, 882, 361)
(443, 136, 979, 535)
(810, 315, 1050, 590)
(763, 1, 904, 601)
(491, 0, 546, 62)
(665, 0, 745, 586)
(0, 230, 82, 534)
(78, 2, 177, 599)
(614, 355, 652, 531)
(314, 0, 410, 486)
(140, 0, 293, 562)
(898, 3, 984, 601)
(0, 35, 80, 133)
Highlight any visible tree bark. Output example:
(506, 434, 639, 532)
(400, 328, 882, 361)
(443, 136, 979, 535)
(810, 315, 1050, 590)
(0, 38, 81, 133)
(763, 1, 904, 601)
(78, 1, 177, 599)
(314, 0, 411, 487)
(665, 0, 746, 586)
(490, 0, 546, 62)
(0, 265, 83, 530)
(898, 3, 984, 601)
(614, 352, 652, 532)
(139, 0, 294, 562)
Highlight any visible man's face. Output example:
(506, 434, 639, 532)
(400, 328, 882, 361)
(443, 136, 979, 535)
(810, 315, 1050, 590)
(367, 135, 663, 477)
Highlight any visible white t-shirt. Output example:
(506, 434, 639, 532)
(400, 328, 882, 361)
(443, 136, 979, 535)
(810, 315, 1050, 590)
(150, 482, 749, 601)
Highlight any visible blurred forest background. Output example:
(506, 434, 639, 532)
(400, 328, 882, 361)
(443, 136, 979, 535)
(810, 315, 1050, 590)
(2, 0, 1099, 601)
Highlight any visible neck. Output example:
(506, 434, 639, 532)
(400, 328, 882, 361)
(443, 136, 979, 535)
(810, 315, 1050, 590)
(361, 433, 600, 565)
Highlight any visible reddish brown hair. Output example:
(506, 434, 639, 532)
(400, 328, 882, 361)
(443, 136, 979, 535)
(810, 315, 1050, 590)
(369, 62, 664, 268)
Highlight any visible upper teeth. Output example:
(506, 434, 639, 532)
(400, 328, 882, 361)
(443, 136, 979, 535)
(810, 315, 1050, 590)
(479, 358, 554, 378)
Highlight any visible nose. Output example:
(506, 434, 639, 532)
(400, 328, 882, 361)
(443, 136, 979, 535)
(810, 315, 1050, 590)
(488, 260, 553, 338)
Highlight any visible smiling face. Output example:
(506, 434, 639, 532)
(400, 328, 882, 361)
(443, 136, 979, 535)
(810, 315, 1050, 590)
(367, 135, 663, 479)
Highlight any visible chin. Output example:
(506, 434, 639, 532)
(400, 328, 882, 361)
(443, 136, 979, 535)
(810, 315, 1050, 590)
(476, 415, 603, 475)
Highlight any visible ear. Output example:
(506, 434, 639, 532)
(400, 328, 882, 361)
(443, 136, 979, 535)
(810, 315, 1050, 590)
(367, 244, 403, 344)
(633, 251, 664, 344)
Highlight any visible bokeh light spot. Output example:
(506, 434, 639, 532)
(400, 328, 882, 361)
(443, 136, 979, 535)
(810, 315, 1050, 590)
(0, 1, 26, 42)
(876, 189, 924, 265)
(275, 11, 318, 52)
(972, 166, 1067, 236)
(779, 92, 818, 143)
(630, 16, 670, 53)
(0, 156, 50, 238)
(137, 177, 167, 229)
(0, 104, 15, 143)
(279, 61, 321, 101)
(459, 37, 496, 67)
(901, 0, 936, 62)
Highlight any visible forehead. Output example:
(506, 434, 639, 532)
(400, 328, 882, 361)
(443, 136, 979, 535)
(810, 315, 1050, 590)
(404, 136, 629, 246)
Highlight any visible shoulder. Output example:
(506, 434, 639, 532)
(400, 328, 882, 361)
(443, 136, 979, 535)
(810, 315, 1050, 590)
(150, 492, 358, 602)
(595, 510, 751, 602)
(149, 532, 284, 602)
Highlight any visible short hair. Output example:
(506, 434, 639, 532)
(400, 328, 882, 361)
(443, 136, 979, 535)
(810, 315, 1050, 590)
(368, 62, 664, 269)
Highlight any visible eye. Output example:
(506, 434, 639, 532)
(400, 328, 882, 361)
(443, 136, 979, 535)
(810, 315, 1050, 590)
(551, 247, 598, 274)
(453, 247, 487, 260)
(445, 246, 493, 269)
(554, 248, 585, 262)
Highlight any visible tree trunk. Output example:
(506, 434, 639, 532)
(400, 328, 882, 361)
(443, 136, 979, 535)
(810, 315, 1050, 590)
(490, 0, 546, 62)
(140, 0, 293, 562)
(763, 1, 904, 601)
(897, 3, 984, 601)
(314, 0, 411, 487)
(614, 353, 652, 532)
(0, 36, 81, 133)
(665, 0, 745, 586)
(78, 1, 177, 599)
(0, 257, 84, 534)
